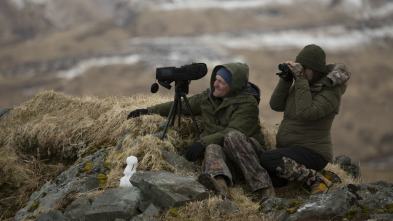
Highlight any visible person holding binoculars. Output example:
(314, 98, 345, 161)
(260, 44, 351, 195)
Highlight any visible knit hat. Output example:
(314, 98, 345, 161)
(216, 67, 232, 86)
(295, 44, 327, 73)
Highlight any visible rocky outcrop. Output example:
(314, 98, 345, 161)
(15, 149, 393, 221)
(31, 174, 393, 221)
(15, 148, 210, 221)
(15, 149, 109, 221)
(260, 181, 393, 221)
(32, 171, 210, 221)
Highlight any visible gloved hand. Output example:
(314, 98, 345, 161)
(184, 142, 205, 162)
(277, 63, 293, 81)
(291, 63, 305, 80)
(127, 109, 148, 119)
(282, 72, 293, 82)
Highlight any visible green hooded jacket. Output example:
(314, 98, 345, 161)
(269, 63, 350, 162)
(148, 62, 266, 148)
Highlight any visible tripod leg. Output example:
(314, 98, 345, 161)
(182, 94, 201, 136)
(170, 96, 178, 126)
(177, 94, 181, 128)
(161, 94, 178, 140)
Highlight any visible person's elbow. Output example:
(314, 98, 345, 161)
(269, 101, 285, 112)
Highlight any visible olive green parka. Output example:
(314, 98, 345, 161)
(269, 63, 350, 162)
(148, 62, 266, 148)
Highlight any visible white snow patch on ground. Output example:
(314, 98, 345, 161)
(57, 55, 140, 79)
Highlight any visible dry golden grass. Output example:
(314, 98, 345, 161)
(0, 91, 171, 219)
(0, 91, 361, 220)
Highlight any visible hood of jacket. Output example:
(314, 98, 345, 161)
(325, 63, 351, 86)
(311, 63, 351, 93)
(210, 62, 250, 98)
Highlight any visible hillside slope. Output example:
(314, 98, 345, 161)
(0, 91, 363, 220)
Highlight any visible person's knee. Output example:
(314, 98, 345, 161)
(206, 144, 221, 152)
(222, 130, 244, 151)
(259, 150, 283, 173)
(224, 130, 243, 141)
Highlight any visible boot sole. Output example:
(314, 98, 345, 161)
(198, 172, 220, 194)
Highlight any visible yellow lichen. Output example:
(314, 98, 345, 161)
(279, 201, 303, 214)
(355, 202, 369, 215)
(97, 174, 108, 188)
(80, 162, 94, 173)
(346, 209, 357, 220)
(28, 201, 40, 212)
(168, 207, 179, 217)
(386, 204, 393, 213)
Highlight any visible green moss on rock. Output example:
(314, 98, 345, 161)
(346, 209, 357, 220)
(278, 201, 304, 214)
(386, 204, 393, 213)
(28, 201, 40, 212)
(356, 202, 369, 215)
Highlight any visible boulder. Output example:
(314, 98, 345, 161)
(160, 149, 197, 173)
(64, 195, 92, 221)
(260, 181, 393, 220)
(84, 187, 141, 221)
(130, 170, 209, 208)
(36, 210, 68, 221)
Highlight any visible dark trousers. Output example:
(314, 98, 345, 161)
(259, 146, 328, 187)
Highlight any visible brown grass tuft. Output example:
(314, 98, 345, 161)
(173, 187, 277, 220)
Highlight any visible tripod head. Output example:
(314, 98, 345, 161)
(152, 79, 190, 95)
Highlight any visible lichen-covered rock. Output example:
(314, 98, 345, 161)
(14, 149, 108, 221)
(84, 187, 141, 221)
(130, 170, 209, 208)
(36, 210, 68, 221)
(260, 181, 393, 221)
(160, 149, 197, 173)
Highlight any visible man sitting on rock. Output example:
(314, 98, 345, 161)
(127, 62, 275, 200)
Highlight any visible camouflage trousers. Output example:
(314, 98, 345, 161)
(202, 130, 273, 191)
(276, 157, 325, 186)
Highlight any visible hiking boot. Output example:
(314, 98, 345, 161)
(198, 173, 228, 197)
(255, 186, 276, 200)
(319, 169, 342, 184)
(310, 177, 332, 195)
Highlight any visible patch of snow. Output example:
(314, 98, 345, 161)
(57, 55, 140, 79)
(154, 0, 295, 11)
(206, 25, 393, 51)
(369, 2, 393, 18)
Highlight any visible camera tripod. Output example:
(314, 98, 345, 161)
(161, 80, 201, 140)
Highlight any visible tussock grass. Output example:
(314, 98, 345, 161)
(0, 91, 358, 220)
(170, 187, 277, 220)
(0, 91, 173, 219)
